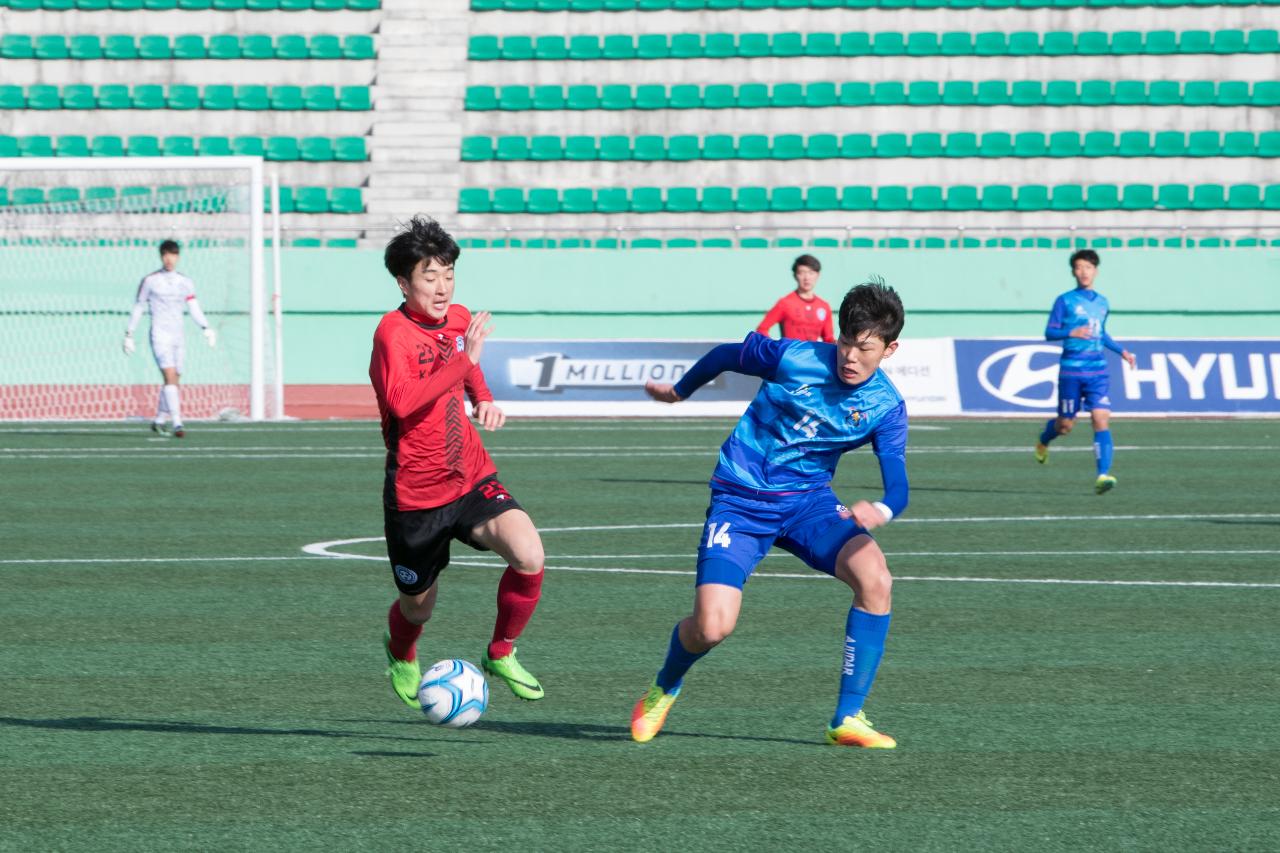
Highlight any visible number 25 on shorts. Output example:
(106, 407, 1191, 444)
(706, 522, 732, 549)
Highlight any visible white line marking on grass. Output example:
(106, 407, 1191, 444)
(0, 556, 302, 565)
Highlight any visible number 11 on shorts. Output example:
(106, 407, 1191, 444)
(706, 521, 732, 548)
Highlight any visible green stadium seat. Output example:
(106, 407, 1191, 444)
(634, 136, 666, 160)
(907, 81, 940, 105)
(627, 188, 660, 213)
(343, 35, 375, 59)
(941, 32, 974, 55)
(668, 135, 700, 161)
(27, 85, 62, 110)
(1217, 81, 1249, 106)
(700, 187, 733, 213)
(1050, 184, 1085, 210)
(231, 85, 267, 110)
(35, 35, 69, 59)
(775, 238, 804, 248)
(166, 85, 199, 110)
(770, 187, 804, 212)
(811, 238, 841, 249)
(1, 136, 26, 158)
(805, 186, 839, 211)
(1179, 30, 1213, 53)
(48, 187, 81, 205)
(635, 85, 668, 110)
(872, 32, 906, 55)
(1042, 31, 1075, 55)
(1010, 81, 1044, 105)
(67, 35, 103, 60)
(700, 85, 733, 109)
(565, 136, 598, 160)
(1080, 81, 1112, 105)
(163, 136, 197, 156)
(771, 83, 804, 107)
(1049, 132, 1082, 156)
(566, 86, 598, 109)
(198, 136, 233, 156)
(208, 34, 241, 60)
(173, 35, 206, 59)
(1007, 31, 1039, 55)
(84, 187, 117, 205)
(495, 86, 531, 110)
(266, 136, 300, 160)
(569, 35, 601, 60)
(101, 35, 138, 60)
(1045, 81, 1078, 105)
(127, 135, 162, 157)
(491, 188, 524, 214)
(839, 32, 871, 56)
(916, 238, 945, 249)
(1191, 184, 1225, 209)
(946, 185, 980, 210)
(1145, 30, 1177, 54)
(1157, 184, 1191, 209)
(839, 82, 872, 106)
(131, 85, 165, 110)
(1121, 184, 1154, 209)
(461, 136, 494, 161)
(1182, 81, 1216, 105)
(1227, 184, 1261, 209)
(232, 136, 265, 157)
(806, 134, 839, 159)
(1082, 131, 1116, 156)
(560, 188, 594, 214)
(1113, 80, 1146, 105)
(1144, 80, 1179, 106)
(62, 85, 96, 110)
(773, 33, 807, 58)
(941, 81, 975, 105)
(465, 86, 497, 110)
(738, 135, 770, 159)
(874, 82, 906, 105)
(1258, 132, 1280, 157)
(1076, 31, 1109, 54)
(1, 35, 35, 59)
(1265, 185, 1280, 210)
(805, 32, 838, 56)
(329, 188, 363, 214)
(526, 86, 561, 110)
(910, 133, 944, 157)
(875, 133, 909, 158)
(20, 136, 55, 157)
(1247, 30, 1279, 53)
(736, 186, 769, 212)
(1213, 29, 1247, 53)
(703, 135, 735, 159)
(976, 81, 1010, 105)
(599, 135, 631, 160)
(527, 189, 560, 214)
(496, 136, 530, 160)
(602, 34, 635, 59)
(1187, 131, 1221, 156)
(670, 33, 702, 59)
(907, 32, 940, 56)
(1016, 185, 1050, 210)
(637, 34, 670, 59)
(1109, 31, 1143, 54)
(469, 35, 500, 60)
(804, 82, 838, 108)
(630, 239, 663, 249)
(334, 136, 367, 161)
(11, 188, 46, 206)
(242, 34, 274, 59)
(981, 185, 1015, 210)
(458, 188, 491, 213)
(840, 186, 873, 211)
(945, 132, 979, 157)
(1014, 132, 1047, 157)
(339, 86, 371, 110)
(841, 134, 874, 158)
(195, 85, 230, 111)
(738, 33, 770, 57)
(705, 33, 736, 58)
(498, 35, 532, 61)
(529, 136, 563, 160)
(772, 134, 805, 159)
(1222, 132, 1255, 156)
(1153, 131, 1185, 156)
(979, 132, 1013, 157)
(876, 186, 909, 211)
(1253, 82, 1280, 106)
(736, 84, 768, 108)
(87, 135, 122, 157)
(665, 187, 698, 213)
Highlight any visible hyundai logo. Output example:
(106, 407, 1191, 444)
(976, 345, 1061, 407)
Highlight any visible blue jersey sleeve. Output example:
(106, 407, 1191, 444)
(672, 332, 791, 399)
(1045, 296, 1070, 341)
(870, 401, 909, 517)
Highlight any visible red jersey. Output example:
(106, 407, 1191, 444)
(369, 303, 496, 511)
(756, 291, 834, 342)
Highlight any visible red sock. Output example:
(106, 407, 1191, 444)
(488, 567, 543, 660)
(387, 600, 422, 662)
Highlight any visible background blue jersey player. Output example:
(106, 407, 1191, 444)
(1034, 250, 1137, 494)
(631, 281, 909, 749)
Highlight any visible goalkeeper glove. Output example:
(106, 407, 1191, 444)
(203, 327, 217, 348)
(122, 334, 135, 356)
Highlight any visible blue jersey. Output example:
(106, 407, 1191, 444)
(1045, 287, 1124, 378)
(676, 333, 908, 501)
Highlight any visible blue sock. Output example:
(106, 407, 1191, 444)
(1038, 418, 1058, 445)
(655, 622, 705, 693)
(832, 608, 891, 728)
(1094, 429, 1113, 475)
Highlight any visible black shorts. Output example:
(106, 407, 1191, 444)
(384, 475, 522, 595)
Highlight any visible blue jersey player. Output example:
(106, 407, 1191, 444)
(631, 282, 909, 749)
(1034, 250, 1136, 494)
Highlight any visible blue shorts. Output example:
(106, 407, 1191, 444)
(1057, 373, 1111, 418)
(695, 484, 870, 589)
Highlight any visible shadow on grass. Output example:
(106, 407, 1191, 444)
(351, 750, 439, 758)
(596, 478, 708, 488)
(333, 717, 818, 746)
(0, 715, 423, 742)
(1203, 519, 1280, 527)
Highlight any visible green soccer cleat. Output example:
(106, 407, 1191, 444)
(1095, 474, 1117, 495)
(826, 710, 897, 749)
(482, 648, 544, 701)
(383, 632, 422, 709)
(150, 422, 170, 436)
(1034, 442, 1049, 464)
(630, 681, 679, 744)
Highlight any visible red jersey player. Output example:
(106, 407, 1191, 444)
(371, 216, 546, 706)
(755, 254, 834, 342)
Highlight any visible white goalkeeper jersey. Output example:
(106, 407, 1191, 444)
(128, 269, 206, 339)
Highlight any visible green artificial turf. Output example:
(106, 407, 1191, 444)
(1, 418, 1278, 851)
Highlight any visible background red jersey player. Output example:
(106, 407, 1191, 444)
(370, 216, 547, 706)
(755, 254, 834, 343)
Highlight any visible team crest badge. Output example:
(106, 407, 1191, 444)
(849, 409, 863, 424)
(817, 308, 827, 320)
(455, 335, 465, 352)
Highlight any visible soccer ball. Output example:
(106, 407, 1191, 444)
(417, 659, 489, 728)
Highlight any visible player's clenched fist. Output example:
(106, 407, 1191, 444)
(474, 400, 506, 431)
(122, 334, 135, 356)
(203, 327, 218, 348)
(645, 381, 683, 404)
(464, 310, 492, 364)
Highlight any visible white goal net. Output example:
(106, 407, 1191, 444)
(0, 156, 278, 421)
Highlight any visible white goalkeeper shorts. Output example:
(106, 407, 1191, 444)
(150, 335, 185, 373)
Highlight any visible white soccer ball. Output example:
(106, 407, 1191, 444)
(417, 659, 489, 728)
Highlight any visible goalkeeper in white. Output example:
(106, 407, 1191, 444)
(123, 239, 216, 437)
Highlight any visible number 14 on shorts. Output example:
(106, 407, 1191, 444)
(706, 522, 732, 548)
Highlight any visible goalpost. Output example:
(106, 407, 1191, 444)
(0, 156, 282, 421)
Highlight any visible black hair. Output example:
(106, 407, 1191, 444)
(838, 277, 905, 345)
(159, 239, 180, 255)
(1069, 249, 1100, 268)
(791, 254, 821, 274)
(384, 216, 460, 281)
